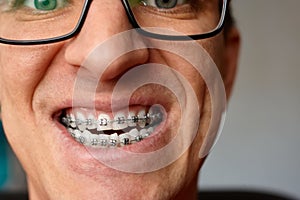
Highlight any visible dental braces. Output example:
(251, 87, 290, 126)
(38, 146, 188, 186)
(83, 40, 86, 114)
(76, 136, 146, 147)
(61, 112, 162, 127)
(77, 135, 147, 147)
(69, 126, 154, 147)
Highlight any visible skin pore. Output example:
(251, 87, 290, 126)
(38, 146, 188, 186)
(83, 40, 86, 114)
(0, 0, 240, 199)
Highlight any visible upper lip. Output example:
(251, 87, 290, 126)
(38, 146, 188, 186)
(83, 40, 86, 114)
(52, 92, 171, 120)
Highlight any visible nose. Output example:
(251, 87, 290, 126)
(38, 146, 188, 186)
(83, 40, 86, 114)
(64, 0, 149, 81)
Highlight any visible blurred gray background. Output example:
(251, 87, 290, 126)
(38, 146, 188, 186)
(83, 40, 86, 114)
(199, 0, 300, 198)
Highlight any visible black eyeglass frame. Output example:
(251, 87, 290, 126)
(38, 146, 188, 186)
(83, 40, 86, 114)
(0, 0, 228, 45)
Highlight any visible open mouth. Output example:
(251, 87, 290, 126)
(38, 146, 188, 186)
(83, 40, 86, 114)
(59, 105, 164, 148)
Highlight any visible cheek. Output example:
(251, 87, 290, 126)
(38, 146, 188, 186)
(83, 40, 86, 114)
(149, 49, 208, 104)
(0, 45, 62, 113)
(200, 35, 226, 69)
(152, 38, 225, 162)
(0, 44, 64, 166)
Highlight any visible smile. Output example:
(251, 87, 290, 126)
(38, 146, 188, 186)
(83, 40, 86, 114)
(60, 106, 164, 148)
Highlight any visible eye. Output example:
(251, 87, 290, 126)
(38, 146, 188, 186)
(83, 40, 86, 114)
(33, 0, 56, 10)
(34, 0, 56, 10)
(155, 0, 177, 9)
(143, 0, 187, 9)
(23, 0, 66, 11)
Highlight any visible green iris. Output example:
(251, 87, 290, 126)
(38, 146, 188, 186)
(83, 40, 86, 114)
(34, 0, 57, 10)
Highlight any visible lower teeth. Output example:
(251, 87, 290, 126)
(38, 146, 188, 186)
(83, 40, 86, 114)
(67, 126, 156, 147)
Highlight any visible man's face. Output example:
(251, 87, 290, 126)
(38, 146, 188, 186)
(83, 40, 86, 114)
(0, 0, 239, 199)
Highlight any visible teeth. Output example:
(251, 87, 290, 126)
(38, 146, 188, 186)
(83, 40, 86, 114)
(148, 106, 162, 124)
(73, 129, 81, 141)
(87, 114, 97, 130)
(66, 126, 157, 148)
(119, 133, 131, 146)
(109, 133, 119, 147)
(97, 114, 111, 131)
(78, 135, 86, 144)
(127, 112, 137, 127)
(142, 127, 155, 139)
(90, 134, 100, 147)
(112, 113, 127, 130)
(76, 112, 86, 131)
(147, 127, 154, 135)
(64, 111, 156, 132)
(128, 128, 142, 142)
(81, 130, 91, 145)
(61, 107, 163, 148)
(140, 129, 148, 139)
(70, 113, 76, 128)
(137, 110, 146, 128)
(99, 134, 109, 147)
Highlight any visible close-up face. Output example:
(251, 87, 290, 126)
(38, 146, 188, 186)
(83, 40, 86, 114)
(0, 0, 239, 199)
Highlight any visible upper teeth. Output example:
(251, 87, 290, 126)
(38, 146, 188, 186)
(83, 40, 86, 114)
(61, 111, 161, 131)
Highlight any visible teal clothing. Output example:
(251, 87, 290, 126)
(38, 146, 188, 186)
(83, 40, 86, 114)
(0, 121, 8, 187)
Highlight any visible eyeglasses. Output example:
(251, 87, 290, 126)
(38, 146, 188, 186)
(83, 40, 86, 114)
(0, 0, 228, 45)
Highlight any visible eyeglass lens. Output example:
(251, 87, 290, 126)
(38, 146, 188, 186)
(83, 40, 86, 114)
(0, 0, 224, 41)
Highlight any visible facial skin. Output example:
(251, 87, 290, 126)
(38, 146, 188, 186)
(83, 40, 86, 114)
(0, 0, 240, 199)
